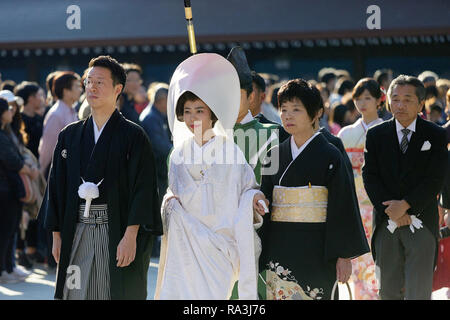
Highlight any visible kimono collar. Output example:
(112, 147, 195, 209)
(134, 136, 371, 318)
(360, 117, 382, 132)
(290, 132, 321, 161)
(93, 113, 113, 144)
(240, 110, 254, 125)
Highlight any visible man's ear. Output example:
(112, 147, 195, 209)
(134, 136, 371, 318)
(318, 108, 324, 118)
(115, 84, 124, 97)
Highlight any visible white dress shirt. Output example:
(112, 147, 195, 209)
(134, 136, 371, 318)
(395, 118, 416, 146)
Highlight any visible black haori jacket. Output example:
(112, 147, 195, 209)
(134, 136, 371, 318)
(41, 110, 163, 300)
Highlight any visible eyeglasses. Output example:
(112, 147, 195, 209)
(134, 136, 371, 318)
(84, 78, 106, 89)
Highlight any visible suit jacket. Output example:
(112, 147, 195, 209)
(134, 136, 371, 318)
(362, 116, 448, 259)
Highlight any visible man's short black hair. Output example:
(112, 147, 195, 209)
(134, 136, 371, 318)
(387, 74, 426, 103)
(251, 71, 266, 92)
(277, 78, 323, 121)
(53, 71, 80, 100)
(335, 77, 355, 96)
(122, 62, 143, 75)
(88, 55, 127, 92)
(0, 80, 17, 92)
(14, 81, 41, 105)
(46, 71, 61, 97)
(425, 85, 439, 99)
(318, 67, 337, 84)
(373, 68, 392, 86)
(430, 104, 443, 114)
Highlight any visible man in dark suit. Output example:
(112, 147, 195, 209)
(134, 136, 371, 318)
(362, 75, 448, 300)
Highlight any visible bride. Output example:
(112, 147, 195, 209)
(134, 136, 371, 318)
(154, 53, 268, 300)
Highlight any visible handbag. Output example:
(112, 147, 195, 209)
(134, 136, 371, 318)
(331, 281, 353, 300)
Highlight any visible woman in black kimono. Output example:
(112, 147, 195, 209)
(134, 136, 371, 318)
(259, 79, 369, 300)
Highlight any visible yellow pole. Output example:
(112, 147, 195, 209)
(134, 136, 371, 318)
(184, 0, 197, 54)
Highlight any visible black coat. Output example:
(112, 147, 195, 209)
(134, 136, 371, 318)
(0, 129, 24, 194)
(41, 110, 163, 299)
(362, 116, 448, 259)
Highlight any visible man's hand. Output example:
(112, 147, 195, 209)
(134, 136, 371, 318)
(116, 225, 138, 267)
(52, 232, 61, 264)
(382, 200, 411, 221)
(336, 258, 352, 283)
(394, 214, 412, 228)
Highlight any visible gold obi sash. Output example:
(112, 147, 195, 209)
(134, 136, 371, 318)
(271, 185, 328, 223)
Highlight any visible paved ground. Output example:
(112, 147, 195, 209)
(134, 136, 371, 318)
(0, 258, 448, 300)
(0, 258, 159, 300)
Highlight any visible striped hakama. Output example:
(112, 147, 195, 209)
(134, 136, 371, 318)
(63, 204, 110, 300)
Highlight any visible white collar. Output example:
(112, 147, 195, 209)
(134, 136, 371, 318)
(361, 118, 382, 131)
(93, 116, 111, 144)
(240, 110, 254, 125)
(290, 132, 320, 160)
(395, 118, 416, 134)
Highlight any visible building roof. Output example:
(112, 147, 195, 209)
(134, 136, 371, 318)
(1, 0, 449, 44)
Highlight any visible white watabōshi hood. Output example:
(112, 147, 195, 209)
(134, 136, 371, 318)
(167, 53, 241, 138)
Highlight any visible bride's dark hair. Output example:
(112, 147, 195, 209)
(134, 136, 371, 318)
(176, 91, 218, 126)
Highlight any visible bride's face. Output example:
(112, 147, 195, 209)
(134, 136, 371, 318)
(183, 99, 213, 136)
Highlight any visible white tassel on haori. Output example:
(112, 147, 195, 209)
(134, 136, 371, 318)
(78, 178, 104, 218)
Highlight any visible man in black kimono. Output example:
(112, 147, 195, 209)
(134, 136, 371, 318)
(41, 55, 162, 300)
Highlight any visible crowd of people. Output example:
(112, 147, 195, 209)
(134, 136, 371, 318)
(0, 49, 449, 300)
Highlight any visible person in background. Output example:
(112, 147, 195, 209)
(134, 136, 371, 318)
(418, 70, 439, 88)
(436, 79, 450, 110)
(14, 82, 45, 159)
(119, 63, 142, 125)
(134, 85, 149, 115)
(0, 98, 38, 283)
(429, 104, 446, 125)
(140, 83, 171, 204)
(329, 103, 350, 135)
(329, 77, 354, 106)
(338, 78, 385, 300)
(342, 92, 361, 125)
(318, 67, 337, 94)
(43, 71, 62, 118)
(0, 80, 17, 93)
(374, 69, 394, 120)
(12, 83, 47, 269)
(39, 71, 81, 177)
(250, 71, 289, 142)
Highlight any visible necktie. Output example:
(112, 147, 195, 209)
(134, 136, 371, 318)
(400, 128, 410, 154)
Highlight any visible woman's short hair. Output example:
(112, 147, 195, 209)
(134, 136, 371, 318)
(277, 78, 323, 121)
(175, 91, 218, 126)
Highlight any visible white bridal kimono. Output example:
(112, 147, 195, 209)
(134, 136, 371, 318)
(154, 135, 263, 300)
